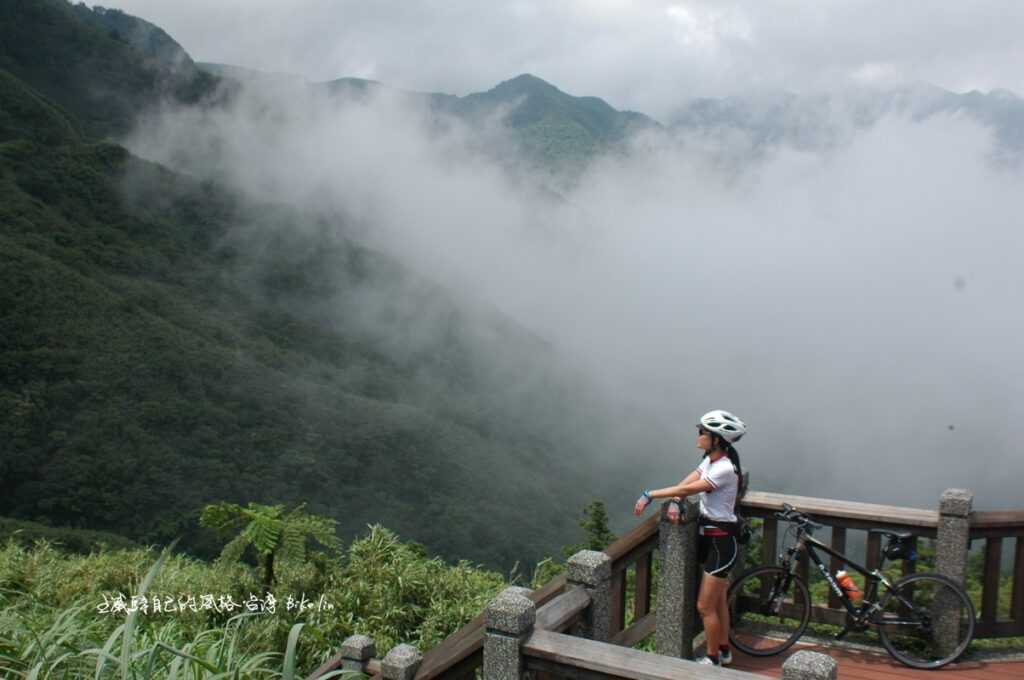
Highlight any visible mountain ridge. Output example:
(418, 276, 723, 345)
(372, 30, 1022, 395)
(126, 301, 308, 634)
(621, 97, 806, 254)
(0, 0, 638, 570)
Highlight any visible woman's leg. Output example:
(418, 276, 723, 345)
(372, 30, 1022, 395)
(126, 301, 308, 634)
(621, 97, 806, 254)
(718, 537, 738, 652)
(697, 572, 731, 656)
(717, 578, 731, 652)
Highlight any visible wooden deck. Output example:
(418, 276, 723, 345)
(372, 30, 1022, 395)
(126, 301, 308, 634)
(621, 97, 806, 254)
(716, 642, 1024, 679)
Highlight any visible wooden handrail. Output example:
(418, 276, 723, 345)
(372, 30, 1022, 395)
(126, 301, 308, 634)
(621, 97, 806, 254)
(971, 510, 1024, 528)
(603, 513, 659, 564)
(523, 629, 757, 680)
(412, 575, 568, 680)
(535, 586, 590, 633)
(742, 490, 939, 528)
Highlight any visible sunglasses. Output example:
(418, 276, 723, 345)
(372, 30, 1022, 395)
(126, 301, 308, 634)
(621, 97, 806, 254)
(696, 426, 711, 436)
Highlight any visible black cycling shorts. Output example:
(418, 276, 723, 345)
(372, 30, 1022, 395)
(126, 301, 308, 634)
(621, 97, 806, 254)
(698, 533, 738, 578)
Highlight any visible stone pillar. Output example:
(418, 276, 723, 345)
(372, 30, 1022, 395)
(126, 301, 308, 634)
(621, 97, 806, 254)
(782, 650, 838, 680)
(566, 550, 613, 642)
(656, 498, 700, 659)
(483, 587, 536, 680)
(733, 472, 751, 580)
(381, 643, 423, 680)
(339, 634, 376, 674)
(934, 488, 973, 656)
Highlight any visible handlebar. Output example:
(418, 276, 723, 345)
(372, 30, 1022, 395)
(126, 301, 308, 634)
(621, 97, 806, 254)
(774, 503, 824, 532)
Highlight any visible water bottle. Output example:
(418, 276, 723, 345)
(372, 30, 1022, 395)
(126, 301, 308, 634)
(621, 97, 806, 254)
(835, 570, 862, 603)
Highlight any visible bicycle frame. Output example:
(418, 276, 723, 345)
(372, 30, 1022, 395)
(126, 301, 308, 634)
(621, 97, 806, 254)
(734, 512, 974, 668)
(784, 529, 895, 620)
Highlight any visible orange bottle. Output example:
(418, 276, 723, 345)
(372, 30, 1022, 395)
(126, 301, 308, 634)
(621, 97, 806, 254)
(835, 570, 862, 603)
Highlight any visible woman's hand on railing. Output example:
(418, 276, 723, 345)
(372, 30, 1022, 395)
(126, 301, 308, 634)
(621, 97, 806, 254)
(666, 500, 682, 523)
(634, 491, 653, 516)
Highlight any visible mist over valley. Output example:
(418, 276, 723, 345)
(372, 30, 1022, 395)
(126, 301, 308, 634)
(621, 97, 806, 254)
(2, 0, 1022, 576)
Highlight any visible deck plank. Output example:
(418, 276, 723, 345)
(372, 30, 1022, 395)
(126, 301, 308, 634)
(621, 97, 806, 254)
(718, 640, 1024, 680)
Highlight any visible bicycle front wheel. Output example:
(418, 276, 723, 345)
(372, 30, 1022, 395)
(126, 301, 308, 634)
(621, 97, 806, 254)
(728, 566, 811, 656)
(876, 572, 976, 669)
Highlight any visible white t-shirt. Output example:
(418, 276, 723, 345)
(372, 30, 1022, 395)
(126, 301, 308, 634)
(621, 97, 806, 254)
(696, 455, 738, 523)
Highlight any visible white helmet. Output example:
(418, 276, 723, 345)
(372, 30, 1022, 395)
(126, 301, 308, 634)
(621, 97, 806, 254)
(699, 409, 747, 443)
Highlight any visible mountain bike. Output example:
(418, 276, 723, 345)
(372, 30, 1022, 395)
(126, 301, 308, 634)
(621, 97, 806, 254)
(727, 503, 976, 669)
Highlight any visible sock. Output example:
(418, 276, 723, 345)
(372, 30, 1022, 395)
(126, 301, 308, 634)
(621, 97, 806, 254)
(719, 645, 730, 653)
(707, 653, 720, 664)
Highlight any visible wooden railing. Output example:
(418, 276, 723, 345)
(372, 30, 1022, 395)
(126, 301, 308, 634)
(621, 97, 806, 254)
(604, 513, 659, 646)
(969, 509, 1024, 638)
(308, 487, 1024, 680)
(741, 491, 939, 626)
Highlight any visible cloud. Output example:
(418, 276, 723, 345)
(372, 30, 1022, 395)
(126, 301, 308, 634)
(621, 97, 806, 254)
(101, 0, 1024, 119)
(124, 76, 1024, 515)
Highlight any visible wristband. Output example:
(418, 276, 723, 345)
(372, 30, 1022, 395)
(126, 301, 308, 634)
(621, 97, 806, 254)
(642, 490, 653, 502)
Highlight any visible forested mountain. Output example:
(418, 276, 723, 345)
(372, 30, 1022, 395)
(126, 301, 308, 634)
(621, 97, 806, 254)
(0, 0, 222, 140)
(670, 84, 1024, 156)
(192, 64, 658, 174)
(432, 73, 658, 170)
(0, 0, 635, 570)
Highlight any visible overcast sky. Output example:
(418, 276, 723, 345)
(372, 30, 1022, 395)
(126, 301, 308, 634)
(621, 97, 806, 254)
(102, 0, 1024, 120)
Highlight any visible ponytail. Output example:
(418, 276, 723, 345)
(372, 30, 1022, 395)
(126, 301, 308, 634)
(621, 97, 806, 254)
(710, 434, 745, 510)
(708, 434, 740, 476)
(726, 443, 742, 479)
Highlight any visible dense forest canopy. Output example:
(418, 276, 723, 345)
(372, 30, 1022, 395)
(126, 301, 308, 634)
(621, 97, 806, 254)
(0, 0, 655, 570)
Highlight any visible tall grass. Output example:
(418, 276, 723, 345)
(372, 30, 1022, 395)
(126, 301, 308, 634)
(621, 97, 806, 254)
(0, 526, 508, 679)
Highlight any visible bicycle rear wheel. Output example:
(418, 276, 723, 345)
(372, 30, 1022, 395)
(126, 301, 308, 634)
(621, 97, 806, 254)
(876, 572, 976, 669)
(728, 566, 811, 656)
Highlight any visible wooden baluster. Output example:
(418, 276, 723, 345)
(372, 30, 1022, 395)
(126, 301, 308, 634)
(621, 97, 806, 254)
(982, 537, 1003, 624)
(828, 526, 847, 609)
(634, 551, 653, 620)
(761, 518, 778, 566)
(897, 537, 919, 618)
(866, 533, 881, 573)
(760, 518, 779, 601)
(902, 537, 918, 577)
(797, 545, 810, 589)
(1013, 537, 1024, 627)
(610, 567, 627, 634)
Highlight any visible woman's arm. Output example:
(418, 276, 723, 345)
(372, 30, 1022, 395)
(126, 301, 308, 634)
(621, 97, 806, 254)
(633, 469, 709, 516)
(649, 477, 713, 499)
(676, 469, 700, 489)
(664, 470, 701, 503)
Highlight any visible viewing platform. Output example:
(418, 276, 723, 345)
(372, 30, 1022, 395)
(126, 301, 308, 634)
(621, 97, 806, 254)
(307, 488, 1024, 679)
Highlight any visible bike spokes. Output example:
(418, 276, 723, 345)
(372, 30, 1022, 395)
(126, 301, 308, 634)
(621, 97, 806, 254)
(876, 574, 975, 669)
(729, 566, 811, 656)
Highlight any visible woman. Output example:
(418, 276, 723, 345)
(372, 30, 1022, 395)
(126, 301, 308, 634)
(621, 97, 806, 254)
(633, 409, 746, 667)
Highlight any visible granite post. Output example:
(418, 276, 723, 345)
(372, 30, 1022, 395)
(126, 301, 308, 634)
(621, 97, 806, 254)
(655, 498, 700, 659)
(381, 643, 423, 680)
(782, 650, 838, 680)
(339, 634, 376, 675)
(934, 488, 973, 657)
(483, 587, 536, 680)
(566, 550, 613, 642)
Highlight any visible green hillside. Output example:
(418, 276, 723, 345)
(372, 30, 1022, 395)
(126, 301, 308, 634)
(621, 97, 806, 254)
(0, 0, 220, 140)
(192, 63, 659, 176)
(0, 1, 626, 571)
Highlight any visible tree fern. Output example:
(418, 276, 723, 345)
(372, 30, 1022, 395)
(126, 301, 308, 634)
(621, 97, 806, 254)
(199, 501, 339, 591)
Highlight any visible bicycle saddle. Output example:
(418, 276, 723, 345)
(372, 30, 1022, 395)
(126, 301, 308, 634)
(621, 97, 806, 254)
(871, 529, 913, 540)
